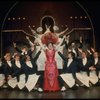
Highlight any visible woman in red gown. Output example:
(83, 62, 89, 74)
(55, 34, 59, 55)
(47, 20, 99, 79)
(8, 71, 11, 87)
(37, 26, 65, 91)
(43, 42, 60, 91)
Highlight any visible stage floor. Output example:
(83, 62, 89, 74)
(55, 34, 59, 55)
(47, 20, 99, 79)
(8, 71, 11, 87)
(0, 86, 100, 99)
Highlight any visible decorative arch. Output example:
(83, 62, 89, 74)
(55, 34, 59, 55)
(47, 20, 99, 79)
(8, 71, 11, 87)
(40, 15, 55, 33)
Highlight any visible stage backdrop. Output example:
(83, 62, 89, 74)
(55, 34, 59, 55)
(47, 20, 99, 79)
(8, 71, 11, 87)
(1, 1, 94, 71)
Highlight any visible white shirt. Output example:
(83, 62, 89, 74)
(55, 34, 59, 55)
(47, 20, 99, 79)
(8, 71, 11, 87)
(15, 61, 21, 68)
(7, 61, 12, 67)
(67, 58, 73, 67)
(26, 61, 33, 68)
(21, 51, 27, 55)
(82, 57, 87, 66)
(94, 58, 98, 65)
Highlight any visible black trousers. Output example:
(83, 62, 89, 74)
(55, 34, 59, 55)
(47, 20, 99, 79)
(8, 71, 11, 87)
(16, 75, 19, 82)
(58, 76, 65, 87)
(37, 75, 44, 88)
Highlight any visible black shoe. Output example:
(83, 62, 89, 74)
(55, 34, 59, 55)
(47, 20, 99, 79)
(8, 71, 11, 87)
(83, 86, 89, 89)
(94, 82, 100, 86)
(71, 85, 78, 90)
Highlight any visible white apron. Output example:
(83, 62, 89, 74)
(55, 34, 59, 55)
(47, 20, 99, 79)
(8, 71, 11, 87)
(60, 73, 75, 88)
(17, 74, 26, 90)
(25, 74, 40, 92)
(89, 71, 98, 84)
(8, 77, 17, 88)
(76, 72, 90, 87)
(0, 74, 5, 87)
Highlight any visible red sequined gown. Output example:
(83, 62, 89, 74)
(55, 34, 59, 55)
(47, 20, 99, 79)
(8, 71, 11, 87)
(43, 49, 60, 91)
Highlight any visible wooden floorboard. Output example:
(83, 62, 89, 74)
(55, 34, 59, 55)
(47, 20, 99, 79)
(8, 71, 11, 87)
(0, 86, 100, 99)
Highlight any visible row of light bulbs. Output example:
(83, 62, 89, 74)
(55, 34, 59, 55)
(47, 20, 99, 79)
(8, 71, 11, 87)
(7, 17, 26, 20)
(7, 16, 87, 21)
(70, 16, 87, 19)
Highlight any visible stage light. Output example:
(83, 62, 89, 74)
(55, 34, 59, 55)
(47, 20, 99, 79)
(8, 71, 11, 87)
(18, 17, 21, 20)
(33, 25, 35, 27)
(85, 16, 87, 19)
(8, 18, 11, 20)
(23, 17, 26, 20)
(75, 16, 77, 19)
(80, 16, 83, 19)
(70, 16, 73, 19)
(12, 18, 15, 20)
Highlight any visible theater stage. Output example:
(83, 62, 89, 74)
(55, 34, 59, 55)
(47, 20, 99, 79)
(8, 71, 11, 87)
(0, 86, 100, 99)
